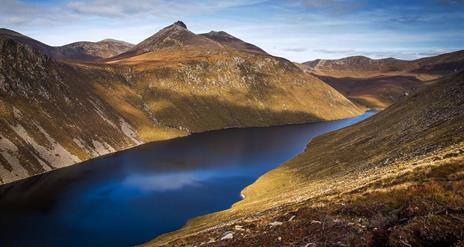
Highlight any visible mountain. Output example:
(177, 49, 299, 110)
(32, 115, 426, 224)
(301, 51, 464, 108)
(0, 28, 133, 62)
(113, 21, 222, 59)
(114, 22, 266, 60)
(146, 72, 464, 247)
(0, 22, 362, 184)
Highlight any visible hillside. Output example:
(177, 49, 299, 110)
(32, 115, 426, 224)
(200, 31, 267, 54)
(301, 51, 464, 108)
(0, 22, 362, 184)
(146, 72, 464, 246)
(0, 28, 133, 62)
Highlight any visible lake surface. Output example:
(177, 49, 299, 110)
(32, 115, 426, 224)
(0, 111, 375, 247)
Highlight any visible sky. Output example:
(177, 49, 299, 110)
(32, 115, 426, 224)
(1, 0, 463, 62)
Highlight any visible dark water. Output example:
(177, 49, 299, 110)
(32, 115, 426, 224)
(0, 111, 375, 247)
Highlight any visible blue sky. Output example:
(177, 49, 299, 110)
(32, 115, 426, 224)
(1, 0, 463, 62)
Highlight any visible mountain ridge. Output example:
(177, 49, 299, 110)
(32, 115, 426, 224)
(303, 50, 464, 75)
(0, 28, 133, 62)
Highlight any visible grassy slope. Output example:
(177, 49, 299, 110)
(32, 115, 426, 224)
(146, 72, 464, 246)
(110, 48, 362, 131)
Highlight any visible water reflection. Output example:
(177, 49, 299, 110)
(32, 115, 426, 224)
(123, 172, 208, 192)
(0, 111, 376, 247)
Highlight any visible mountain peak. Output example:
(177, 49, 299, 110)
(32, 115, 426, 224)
(173, 21, 187, 29)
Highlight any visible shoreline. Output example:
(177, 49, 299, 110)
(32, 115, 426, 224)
(0, 111, 370, 188)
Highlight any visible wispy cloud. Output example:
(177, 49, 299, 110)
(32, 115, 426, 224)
(0, 0, 462, 62)
(282, 47, 309, 52)
(313, 48, 356, 54)
(66, 0, 264, 18)
(293, 0, 368, 14)
(310, 48, 458, 60)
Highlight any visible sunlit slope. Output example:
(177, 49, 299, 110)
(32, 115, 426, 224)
(147, 72, 464, 246)
(109, 47, 362, 132)
(0, 37, 184, 184)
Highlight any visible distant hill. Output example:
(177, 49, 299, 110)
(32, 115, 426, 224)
(301, 51, 464, 108)
(0, 28, 133, 62)
(54, 39, 134, 61)
(303, 51, 464, 75)
(0, 22, 361, 184)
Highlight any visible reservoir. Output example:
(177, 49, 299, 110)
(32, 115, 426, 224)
(0, 111, 375, 246)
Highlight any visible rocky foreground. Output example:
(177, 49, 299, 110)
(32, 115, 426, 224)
(145, 72, 464, 246)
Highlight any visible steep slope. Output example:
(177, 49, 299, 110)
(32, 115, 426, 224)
(0, 35, 184, 184)
(146, 72, 464, 246)
(0, 28, 53, 56)
(0, 23, 362, 184)
(302, 51, 464, 108)
(200, 31, 266, 54)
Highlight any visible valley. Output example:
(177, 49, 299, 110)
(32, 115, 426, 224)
(0, 22, 362, 185)
(0, 11, 463, 247)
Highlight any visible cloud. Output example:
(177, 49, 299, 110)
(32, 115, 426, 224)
(123, 172, 205, 192)
(282, 47, 308, 52)
(295, 0, 368, 14)
(0, 0, 75, 27)
(311, 48, 458, 60)
(389, 15, 422, 24)
(313, 48, 356, 54)
(417, 49, 453, 57)
(438, 0, 464, 5)
(66, 0, 264, 18)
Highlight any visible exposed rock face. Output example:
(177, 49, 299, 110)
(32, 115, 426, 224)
(0, 22, 362, 184)
(145, 72, 464, 247)
(173, 21, 187, 29)
(301, 51, 464, 108)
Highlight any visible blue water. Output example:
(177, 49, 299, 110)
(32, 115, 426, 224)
(0, 111, 375, 246)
